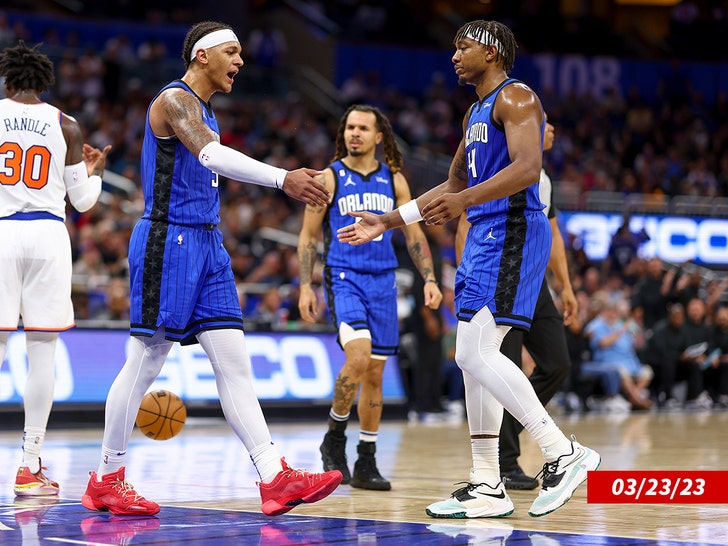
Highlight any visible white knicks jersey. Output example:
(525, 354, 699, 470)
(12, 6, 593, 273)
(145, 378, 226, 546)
(0, 98, 68, 219)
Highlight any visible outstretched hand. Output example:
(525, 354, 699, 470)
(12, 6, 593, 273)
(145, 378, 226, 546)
(282, 168, 330, 207)
(337, 211, 386, 245)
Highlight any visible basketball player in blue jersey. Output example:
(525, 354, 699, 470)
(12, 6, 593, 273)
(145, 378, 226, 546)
(297, 104, 442, 491)
(456, 119, 578, 491)
(338, 20, 600, 518)
(82, 21, 341, 517)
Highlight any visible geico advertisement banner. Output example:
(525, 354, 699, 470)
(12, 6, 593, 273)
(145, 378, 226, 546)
(559, 212, 728, 266)
(0, 330, 405, 405)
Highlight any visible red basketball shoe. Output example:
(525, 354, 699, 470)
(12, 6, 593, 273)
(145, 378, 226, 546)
(259, 458, 342, 516)
(81, 467, 160, 515)
(14, 461, 59, 497)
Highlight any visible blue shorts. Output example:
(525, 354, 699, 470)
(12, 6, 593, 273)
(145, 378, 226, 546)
(323, 267, 399, 357)
(129, 219, 243, 345)
(455, 211, 551, 331)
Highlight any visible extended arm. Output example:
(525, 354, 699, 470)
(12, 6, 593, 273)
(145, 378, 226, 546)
(151, 88, 329, 207)
(297, 171, 333, 322)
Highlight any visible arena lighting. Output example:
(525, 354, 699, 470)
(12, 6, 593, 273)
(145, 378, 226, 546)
(614, 0, 681, 5)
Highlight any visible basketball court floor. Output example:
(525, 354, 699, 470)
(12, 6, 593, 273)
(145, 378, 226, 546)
(1, 410, 727, 545)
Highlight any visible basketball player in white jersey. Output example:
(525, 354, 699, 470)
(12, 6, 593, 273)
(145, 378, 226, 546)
(0, 41, 111, 496)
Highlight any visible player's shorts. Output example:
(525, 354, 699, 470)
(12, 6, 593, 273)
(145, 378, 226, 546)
(128, 219, 243, 345)
(455, 211, 551, 331)
(323, 266, 398, 357)
(0, 217, 74, 331)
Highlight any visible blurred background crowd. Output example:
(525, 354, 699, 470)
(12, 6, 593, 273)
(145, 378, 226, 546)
(2, 0, 728, 414)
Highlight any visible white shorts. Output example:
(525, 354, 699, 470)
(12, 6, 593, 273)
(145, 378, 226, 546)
(0, 219, 74, 330)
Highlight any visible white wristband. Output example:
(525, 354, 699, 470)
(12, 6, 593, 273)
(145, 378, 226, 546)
(399, 199, 423, 225)
(64, 162, 102, 212)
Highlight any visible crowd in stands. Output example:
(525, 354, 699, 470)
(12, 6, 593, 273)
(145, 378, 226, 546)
(2, 6, 728, 413)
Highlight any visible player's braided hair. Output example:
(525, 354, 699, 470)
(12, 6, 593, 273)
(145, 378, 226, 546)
(0, 41, 55, 92)
(332, 104, 403, 174)
(182, 20, 233, 70)
(454, 20, 517, 75)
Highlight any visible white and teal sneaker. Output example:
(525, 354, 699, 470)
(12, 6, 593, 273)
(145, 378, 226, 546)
(426, 481, 514, 519)
(528, 437, 601, 517)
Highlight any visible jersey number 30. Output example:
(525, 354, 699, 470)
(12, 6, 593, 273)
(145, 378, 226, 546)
(0, 142, 52, 189)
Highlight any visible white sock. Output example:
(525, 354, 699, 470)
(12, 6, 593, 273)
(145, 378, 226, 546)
(359, 430, 377, 443)
(522, 410, 572, 462)
(470, 437, 501, 486)
(250, 442, 284, 483)
(97, 446, 126, 479)
(330, 410, 350, 422)
(21, 427, 45, 473)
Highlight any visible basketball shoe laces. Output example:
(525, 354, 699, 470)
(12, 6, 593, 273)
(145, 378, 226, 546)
(536, 460, 561, 488)
(19, 460, 56, 487)
(34, 464, 54, 485)
(109, 478, 145, 504)
(535, 444, 576, 489)
(448, 481, 489, 500)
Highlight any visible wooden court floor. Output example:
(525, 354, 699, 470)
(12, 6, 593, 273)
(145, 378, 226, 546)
(1, 409, 727, 545)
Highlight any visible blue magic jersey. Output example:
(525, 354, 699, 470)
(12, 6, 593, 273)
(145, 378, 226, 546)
(129, 80, 243, 344)
(455, 79, 550, 328)
(464, 78, 545, 224)
(323, 160, 398, 273)
(139, 80, 221, 226)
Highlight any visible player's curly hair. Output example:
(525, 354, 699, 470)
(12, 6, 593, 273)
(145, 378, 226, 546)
(332, 104, 403, 174)
(454, 20, 517, 75)
(182, 20, 234, 70)
(0, 41, 55, 92)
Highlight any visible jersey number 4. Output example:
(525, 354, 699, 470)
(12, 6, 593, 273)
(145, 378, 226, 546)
(467, 148, 478, 178)
(0, 142, 52, 189)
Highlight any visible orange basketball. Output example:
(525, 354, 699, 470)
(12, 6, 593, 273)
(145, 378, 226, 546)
(136, 390, 187, 441)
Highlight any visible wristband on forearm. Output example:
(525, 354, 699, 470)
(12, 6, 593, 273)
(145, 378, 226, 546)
(399, 199, 423, 225)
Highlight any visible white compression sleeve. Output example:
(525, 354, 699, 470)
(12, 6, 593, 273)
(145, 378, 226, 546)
(64, 161, 102, 212)
(198, 141, 287, 189)
(197, 329, 274, 451)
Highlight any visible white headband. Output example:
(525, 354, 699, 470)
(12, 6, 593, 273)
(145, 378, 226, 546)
(190, 29, 239, 61)
(464, 28, 503, 54)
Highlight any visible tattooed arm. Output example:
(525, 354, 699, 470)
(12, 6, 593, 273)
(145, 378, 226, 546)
(297, 170, 334, 322)
(149, 87, 215, 151)
(147, 87, 330, 207)
(395, 172, 443, 310)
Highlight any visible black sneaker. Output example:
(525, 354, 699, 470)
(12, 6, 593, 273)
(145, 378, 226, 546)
(500, 466, 539, 490)
(351, 442, 391, 491)
(320, 432, 351, 484)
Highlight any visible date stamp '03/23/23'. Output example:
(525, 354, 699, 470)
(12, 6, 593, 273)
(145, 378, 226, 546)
(587, 471, 728, 504)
